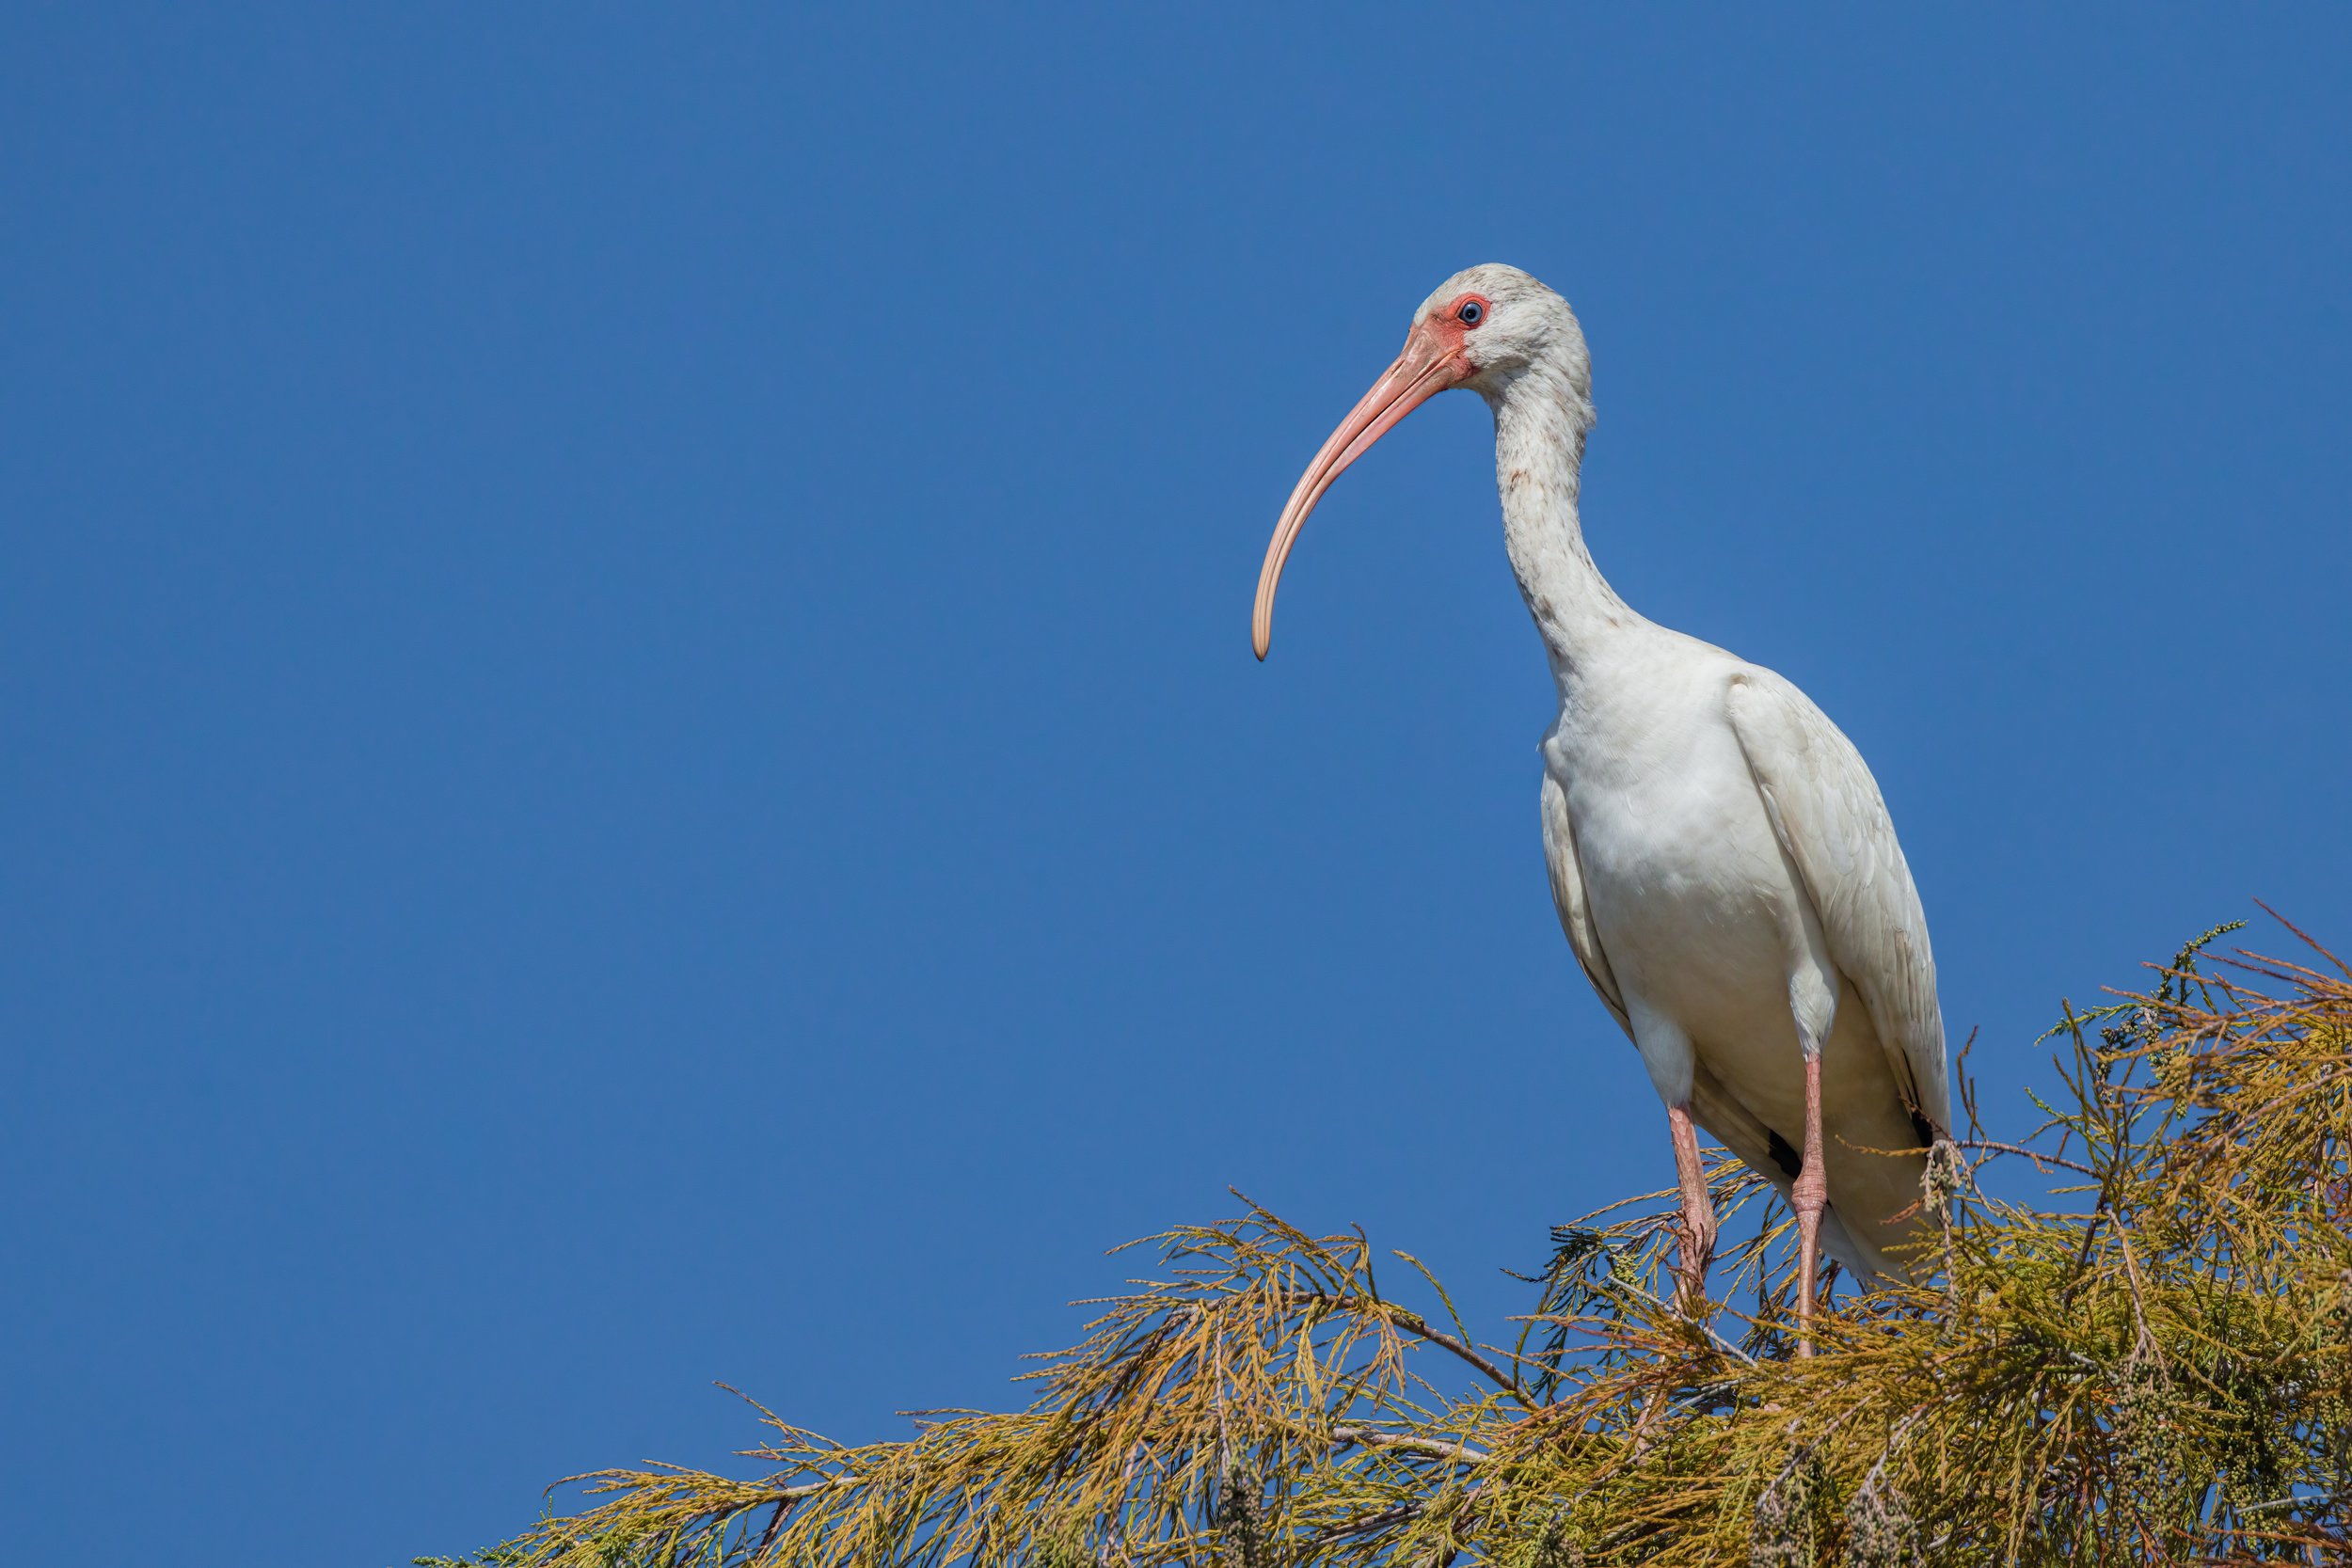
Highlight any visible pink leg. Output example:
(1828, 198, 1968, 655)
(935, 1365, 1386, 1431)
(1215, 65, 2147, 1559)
(1793, 1054, 1828, 1355)
(1667, 1104, 1718, 1313)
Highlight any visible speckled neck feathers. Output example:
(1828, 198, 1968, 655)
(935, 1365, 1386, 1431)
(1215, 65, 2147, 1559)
(1481, 357, 1636, 684)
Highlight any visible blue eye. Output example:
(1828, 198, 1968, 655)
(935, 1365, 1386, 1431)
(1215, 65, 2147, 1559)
(1457, 300, 1485, 325)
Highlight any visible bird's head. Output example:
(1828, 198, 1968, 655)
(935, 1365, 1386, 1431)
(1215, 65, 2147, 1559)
(1251, 263, 1589, 659)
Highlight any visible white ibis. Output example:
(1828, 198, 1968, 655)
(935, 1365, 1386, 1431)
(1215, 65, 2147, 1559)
(1254, 265, 1949, 1345)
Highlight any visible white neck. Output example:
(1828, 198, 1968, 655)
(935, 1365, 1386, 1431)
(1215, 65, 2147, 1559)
(1481, 361, 1638, 687)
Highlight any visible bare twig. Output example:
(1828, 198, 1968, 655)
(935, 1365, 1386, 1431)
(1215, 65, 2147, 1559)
(1955, 1138, 2102, 1178)
(1327, 1425, 1490, 1464)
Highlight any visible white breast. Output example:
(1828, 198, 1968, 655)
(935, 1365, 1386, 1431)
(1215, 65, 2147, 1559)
(1543, 632, 1823, 1114)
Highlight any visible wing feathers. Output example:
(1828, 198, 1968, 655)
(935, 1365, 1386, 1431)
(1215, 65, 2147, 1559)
(1540, 771, 1631, 1038)
(1725, 671, 1951, 1138)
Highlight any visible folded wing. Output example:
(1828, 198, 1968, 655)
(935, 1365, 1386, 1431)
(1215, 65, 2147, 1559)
(1725, 670, 1950, 1141)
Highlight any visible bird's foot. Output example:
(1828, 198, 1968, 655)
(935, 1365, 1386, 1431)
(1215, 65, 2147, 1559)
(1671, 1233, 1716, 1320)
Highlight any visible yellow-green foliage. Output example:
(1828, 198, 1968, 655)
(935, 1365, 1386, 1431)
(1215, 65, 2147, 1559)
(449, 925, 2351, 1566)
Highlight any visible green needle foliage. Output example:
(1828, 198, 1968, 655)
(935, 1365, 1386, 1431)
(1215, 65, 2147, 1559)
(435, 923, 2351, 1566)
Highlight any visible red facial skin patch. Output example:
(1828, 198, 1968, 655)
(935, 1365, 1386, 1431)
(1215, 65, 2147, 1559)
(1431, 293, 1493, 362)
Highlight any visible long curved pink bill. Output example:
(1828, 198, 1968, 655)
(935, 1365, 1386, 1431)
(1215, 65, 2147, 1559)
(1252, 328, 1456, 659)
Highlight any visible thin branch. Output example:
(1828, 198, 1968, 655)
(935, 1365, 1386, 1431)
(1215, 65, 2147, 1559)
(1277, 1289, 1525, 1402)
(1388, 1307, 1523, 1401)
(750, 1498, 792, 1563)
(1308, 1498, 1428, 1545)
(740, 1472, 861, 1507)
(1956, 1138, 2102, 1178)
(1327, 1425, 1490, 1464)
(2251, 897, 2352, 978)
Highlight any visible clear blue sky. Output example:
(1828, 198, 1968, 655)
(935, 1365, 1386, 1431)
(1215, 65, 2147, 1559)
(4, 7, 2347, 1562)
